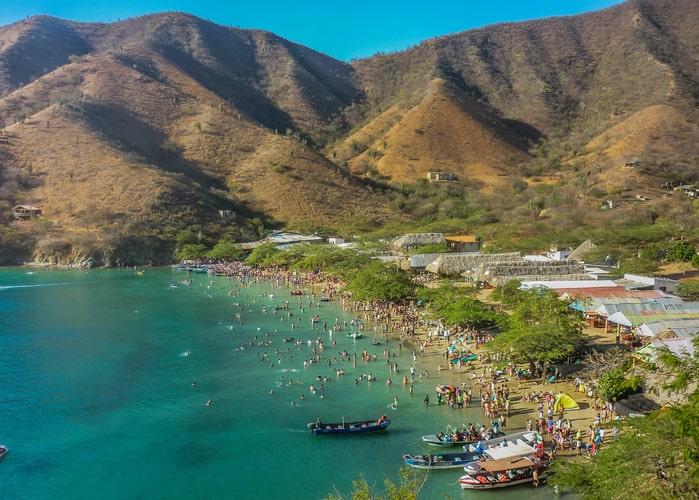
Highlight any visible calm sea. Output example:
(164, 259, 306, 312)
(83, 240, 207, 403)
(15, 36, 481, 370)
(0, 267, 555, 499)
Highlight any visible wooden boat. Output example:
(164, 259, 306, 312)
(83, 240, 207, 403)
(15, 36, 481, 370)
(403, 450, 482, 470)
(308, 416, 390, 435)
(422, 424, 502, 447)
(422, 427, 536, 447)
(458, 455, 547, 489)
(0, 445, 7, 460)
(462, 430, 541, 451)
(404, 432, 541, 469)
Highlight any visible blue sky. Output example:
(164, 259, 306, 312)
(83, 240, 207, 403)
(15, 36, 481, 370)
(2, 0, 625, 60)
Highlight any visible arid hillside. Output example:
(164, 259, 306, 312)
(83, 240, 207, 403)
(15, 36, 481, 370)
(0, 0, 698, 265)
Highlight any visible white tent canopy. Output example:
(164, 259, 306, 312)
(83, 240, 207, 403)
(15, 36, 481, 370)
(607, 311, 633, 327)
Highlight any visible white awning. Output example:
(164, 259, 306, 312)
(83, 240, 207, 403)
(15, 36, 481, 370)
(607, 311, 633, 327)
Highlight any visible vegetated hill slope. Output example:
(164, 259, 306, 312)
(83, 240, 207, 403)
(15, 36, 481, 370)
(1, 0, 699, 265)
(349, 0, 699, 179)
(342, 78, 530, 188)
(0, 13, 401, 264)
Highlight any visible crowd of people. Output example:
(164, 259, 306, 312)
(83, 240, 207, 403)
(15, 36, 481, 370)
(181, 259, 619, 462)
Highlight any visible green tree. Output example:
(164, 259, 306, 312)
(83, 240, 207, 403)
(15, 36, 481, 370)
(325, 467, 426, 500)
(418, 283, 499, 329)
(289, 245, 353, 273)
(673, 280, 699, 301)
(346, 261, 417, 302)
(207, 241, 245, 261)
(245, 242, 283, 267)
(666, 240, 696, 262)
(327, 252, 373, 279)
(486, 286, 587, 368)
(596, 367, 642, 402)
(176, 243, 208, 261)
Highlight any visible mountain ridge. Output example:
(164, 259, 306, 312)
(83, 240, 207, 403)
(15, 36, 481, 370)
(1, 0, 699, 265)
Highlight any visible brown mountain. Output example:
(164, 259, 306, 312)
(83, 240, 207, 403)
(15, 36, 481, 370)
(0, 0, 698, 265)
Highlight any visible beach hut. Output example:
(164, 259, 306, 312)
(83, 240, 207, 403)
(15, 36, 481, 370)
(390, 233, 445, 252)
(553, 393, 579, 413)
(472, 260, 590, 287)
(426, 252, 522, 277)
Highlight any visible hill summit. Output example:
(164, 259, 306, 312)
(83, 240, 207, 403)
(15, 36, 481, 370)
(1, 0, 699, 265)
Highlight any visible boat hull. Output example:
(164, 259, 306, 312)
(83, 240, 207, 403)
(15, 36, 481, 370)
(309, 419, 390, 435)
(459, 473, 546, 489)
(403, 451, 482, 469)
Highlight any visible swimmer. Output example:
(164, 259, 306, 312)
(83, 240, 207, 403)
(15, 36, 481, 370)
(206, 398, 212, 406)
(191, 381, 196, 387)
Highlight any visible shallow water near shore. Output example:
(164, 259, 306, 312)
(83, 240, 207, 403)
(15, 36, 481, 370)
(0, 267, 557, 499)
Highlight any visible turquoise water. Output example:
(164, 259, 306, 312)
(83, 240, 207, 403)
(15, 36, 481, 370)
(0, 267, 554, 499)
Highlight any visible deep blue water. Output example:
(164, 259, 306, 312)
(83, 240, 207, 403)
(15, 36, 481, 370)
(0, 267, 555, 499)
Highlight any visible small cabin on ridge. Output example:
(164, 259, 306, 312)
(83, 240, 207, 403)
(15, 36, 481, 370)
(12, 205, 41, 220)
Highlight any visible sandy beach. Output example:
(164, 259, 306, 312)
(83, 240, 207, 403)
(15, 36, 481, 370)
(397, 323, 617, 459)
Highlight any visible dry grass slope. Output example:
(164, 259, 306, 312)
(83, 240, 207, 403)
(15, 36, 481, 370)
(1, 0, 699, 264)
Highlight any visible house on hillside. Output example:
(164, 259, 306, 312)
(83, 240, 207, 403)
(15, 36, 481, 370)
(426, 172, 456, 182)
(445, 235, 482, 252)
(547, 244, 572, 261)
(675, 185, 699, 198)
(617, 274, 680, 294)
(12, 205, 41, 220)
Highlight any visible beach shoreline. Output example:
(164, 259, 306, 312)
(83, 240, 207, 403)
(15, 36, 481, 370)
(177, 262, 618, 460)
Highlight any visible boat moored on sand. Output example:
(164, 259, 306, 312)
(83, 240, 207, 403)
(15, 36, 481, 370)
(458, 455, 548, 489)
(404, 432, 541, 469)
(422, 423, 504, 447)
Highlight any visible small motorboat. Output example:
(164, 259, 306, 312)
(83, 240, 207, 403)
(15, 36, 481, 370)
(403, 435, 541, 469)
(459, 455, 548, 489)
(0, 445, 8, 460)
(308, 416, 390, 435)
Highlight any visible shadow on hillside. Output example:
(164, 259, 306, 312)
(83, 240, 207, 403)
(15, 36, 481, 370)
(80, 101, 226, 191)
(157, 44, 296, 133)
(501, 119, 542, 146)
